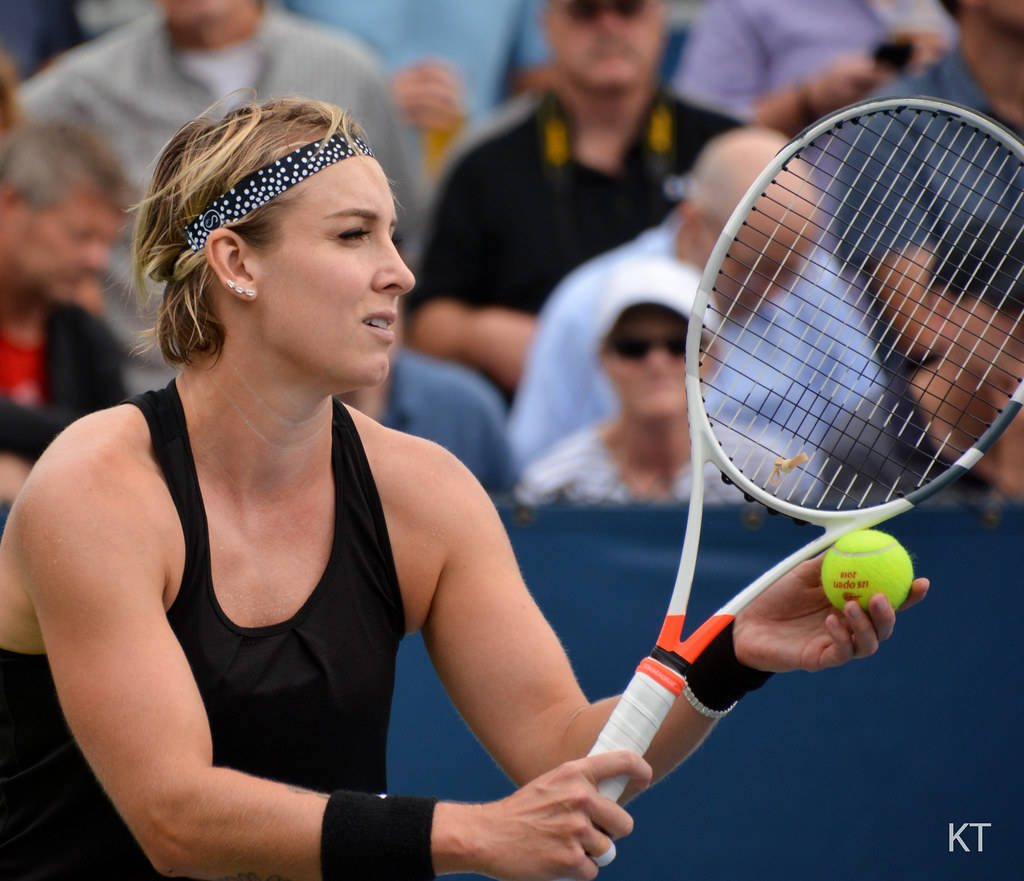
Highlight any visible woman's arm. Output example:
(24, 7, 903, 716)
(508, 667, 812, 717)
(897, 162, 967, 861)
(10, 409, 329, 880)
(371, 421, 718, 787)
(379, 424, 924, 794)
(10, 408, 648, 881)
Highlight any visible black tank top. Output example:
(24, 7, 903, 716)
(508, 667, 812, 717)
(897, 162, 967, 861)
(0, 382, 405, 879)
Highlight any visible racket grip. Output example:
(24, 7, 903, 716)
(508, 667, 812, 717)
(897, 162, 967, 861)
(588, 662, 683, 803)
(550, 665, 682, 878)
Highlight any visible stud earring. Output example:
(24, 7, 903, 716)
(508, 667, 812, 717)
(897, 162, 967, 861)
(225, 279, 238, 291)
(244, 288, 256, 298)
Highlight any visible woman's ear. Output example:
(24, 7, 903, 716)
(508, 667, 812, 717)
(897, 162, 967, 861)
(205, 227, 257, 299)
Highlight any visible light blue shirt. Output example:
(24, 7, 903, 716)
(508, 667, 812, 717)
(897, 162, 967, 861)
(281, 0, 550, 121)
(705, 258, 886, 459)
(384, 350, 517, 494)
(508, 218, 678, 470)
(704, 249, 939, 509)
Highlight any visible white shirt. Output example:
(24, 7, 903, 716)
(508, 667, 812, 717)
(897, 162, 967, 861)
(514, 425, 751, 506)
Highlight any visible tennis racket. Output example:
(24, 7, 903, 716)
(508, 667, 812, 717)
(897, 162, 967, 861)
(586, 96, 1024, 853)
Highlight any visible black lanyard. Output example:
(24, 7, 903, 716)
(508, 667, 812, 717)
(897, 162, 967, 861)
(535, 89, 678, 263)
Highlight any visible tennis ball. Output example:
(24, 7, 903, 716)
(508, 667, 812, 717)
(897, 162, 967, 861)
(821, 529, 914, 611)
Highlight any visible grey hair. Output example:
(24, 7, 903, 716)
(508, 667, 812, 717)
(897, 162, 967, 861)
(0, 120, 133, 211)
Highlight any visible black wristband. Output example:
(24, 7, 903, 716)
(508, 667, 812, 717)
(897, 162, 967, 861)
(322, 790, 438, 881)
(683, 621, 773, 714)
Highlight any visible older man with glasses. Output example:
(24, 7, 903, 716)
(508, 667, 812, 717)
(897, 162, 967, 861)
(405, 0, 739, 397)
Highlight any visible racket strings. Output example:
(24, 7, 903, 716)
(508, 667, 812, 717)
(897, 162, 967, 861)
(700, 106, 1024, 511)
(702, 316, 930, 509)
(818, 111, 1021, 235)
(811, 114, 1024, 295)
(708, 220, 1020, 413)
(770, 111, 1024, 365)
(707, 203, 907, 484)
(758, 128, 1021, 302)
(859, 224, 1024, 397)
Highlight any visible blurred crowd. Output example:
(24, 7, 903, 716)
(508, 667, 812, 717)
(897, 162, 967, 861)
(1, 0, 1022, 525)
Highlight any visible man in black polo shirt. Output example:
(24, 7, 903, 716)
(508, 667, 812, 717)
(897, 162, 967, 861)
(405, 0, 739, 396)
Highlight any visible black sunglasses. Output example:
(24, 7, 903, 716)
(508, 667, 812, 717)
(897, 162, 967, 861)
(608, 336, 687, 359)
(556, 0, 649, 21)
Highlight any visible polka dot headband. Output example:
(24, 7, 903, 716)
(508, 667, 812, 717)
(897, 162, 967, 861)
(184, 132, 375, 251)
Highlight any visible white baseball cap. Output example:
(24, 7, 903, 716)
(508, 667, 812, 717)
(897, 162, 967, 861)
(595, 255, 709, 343)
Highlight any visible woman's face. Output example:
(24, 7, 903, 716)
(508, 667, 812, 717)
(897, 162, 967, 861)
(240, 156, 415, 394)
(600, 304, 689, 420)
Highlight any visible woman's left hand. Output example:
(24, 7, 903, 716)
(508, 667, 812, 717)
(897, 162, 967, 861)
(732, 556, 929, 673)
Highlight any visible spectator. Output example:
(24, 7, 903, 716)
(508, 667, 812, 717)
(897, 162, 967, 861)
(512, 125, 894, 497)
(0, 121, 130, 511)
(875, 0, 1022, 132)
(516, 254, 749, 504)
(280, 0, 553, 177)
(905, 220, 1024, 498)
(859, 218, 1024, 501)
(509, 125, 784, 467)
(834, 0, 1024, 360)
(405, 0, 738, 396)
(20, 0, 423, 395)
(673, 0, 954, 135)
(340, 329, 517, 495)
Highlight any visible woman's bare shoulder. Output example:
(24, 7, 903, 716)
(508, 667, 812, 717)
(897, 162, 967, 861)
(0, 403, 181, 651)
(344, 404, 490, 513)
(29, 403, 161, 489)
(343, 404, 514, 630)
(12, 403, 178, 562)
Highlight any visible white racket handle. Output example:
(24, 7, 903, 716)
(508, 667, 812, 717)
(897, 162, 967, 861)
(553, 666, 679, 877)
(589, 664, 680, 803)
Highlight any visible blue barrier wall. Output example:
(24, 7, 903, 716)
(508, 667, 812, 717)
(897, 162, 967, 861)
(387, 501, 1023, 881)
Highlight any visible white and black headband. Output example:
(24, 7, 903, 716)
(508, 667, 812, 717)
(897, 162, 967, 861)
(184, 132, 374, 252)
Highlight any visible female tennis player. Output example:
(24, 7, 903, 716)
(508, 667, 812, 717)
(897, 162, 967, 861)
(0, 97, 926, 881)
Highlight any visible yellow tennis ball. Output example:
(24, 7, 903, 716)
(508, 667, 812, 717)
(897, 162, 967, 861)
(821, 529, 914, 611)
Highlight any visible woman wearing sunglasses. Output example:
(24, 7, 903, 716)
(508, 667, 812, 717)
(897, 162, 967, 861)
(516, 255, 753, 504)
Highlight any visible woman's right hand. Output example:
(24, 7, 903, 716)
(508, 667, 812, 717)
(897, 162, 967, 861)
(431, 750, 652, 881)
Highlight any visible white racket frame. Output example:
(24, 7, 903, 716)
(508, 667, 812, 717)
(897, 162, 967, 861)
(583, 96, 1024, 842)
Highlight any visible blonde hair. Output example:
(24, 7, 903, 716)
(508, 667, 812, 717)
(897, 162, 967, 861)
(133, 96, 366, 367)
